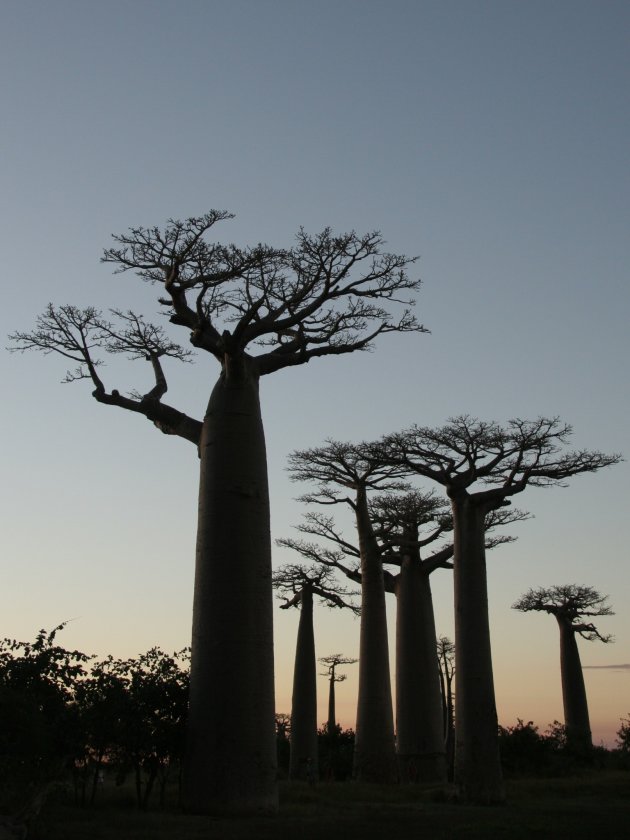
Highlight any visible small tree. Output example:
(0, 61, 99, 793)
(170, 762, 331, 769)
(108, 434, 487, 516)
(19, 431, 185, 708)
(10, 213, 424, 813)
(319, 654, 357, 737)
(272, 564, 357, 781)
(512, 585, 613, 752)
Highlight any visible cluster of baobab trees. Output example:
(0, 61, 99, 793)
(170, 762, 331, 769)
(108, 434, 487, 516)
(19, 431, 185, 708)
(274, 421, 619, 801)
(10, 210, 621, 812)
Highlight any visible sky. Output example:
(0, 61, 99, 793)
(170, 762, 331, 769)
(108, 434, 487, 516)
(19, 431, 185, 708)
(1, 0, 628, 746)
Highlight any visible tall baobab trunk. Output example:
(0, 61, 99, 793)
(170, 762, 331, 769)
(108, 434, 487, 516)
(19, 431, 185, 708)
(437, 648, 455, 782)
(353, 488, 398, 783)
(395, 554, 446, 783)
(182, 358, 277, 813)
(289, 587, 318, 780)
(451, 494, 504, 803)
(557, 618, 592, 751)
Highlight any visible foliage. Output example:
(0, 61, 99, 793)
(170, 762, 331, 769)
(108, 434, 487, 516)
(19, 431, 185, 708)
(95, 648, 190, 810)
(616, 714, 630, 753)
(498, 719, 618, 777)
(0, 626, 190, 816)
(317, 725, 356, 781)
(0, 624, 91, 811)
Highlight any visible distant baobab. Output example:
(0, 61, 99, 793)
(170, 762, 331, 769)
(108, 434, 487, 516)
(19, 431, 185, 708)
(513, 584, 614, 751)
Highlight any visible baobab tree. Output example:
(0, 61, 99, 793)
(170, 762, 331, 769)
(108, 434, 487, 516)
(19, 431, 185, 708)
(272, 564, 358, 781)
(286, 441, 411, 782)
(319, 653, 358, 736)
(377, 417, 621, 803)
(370, 490, 453, 783)
(512, 585, 614, 752)
(9, 211, 424, 813)
(289, 491, 523, 783)
(436, 635, 456, 780)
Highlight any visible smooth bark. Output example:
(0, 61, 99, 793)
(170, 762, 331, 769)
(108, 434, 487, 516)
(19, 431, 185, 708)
(451, 494, 504, 803)
(182, 358, 277, 813)
(557, 618, 592, 750)
(353, 488, 398, 783)
(289, 588, 318, 780)
(395, 553, 446, 783)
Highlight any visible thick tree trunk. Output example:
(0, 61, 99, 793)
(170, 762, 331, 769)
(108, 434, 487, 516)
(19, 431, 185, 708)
(353, 488, 398, 783)
(182, 358, 277, 814)
(395, 554, 446, 783)
(289, 587, 319, 781)
(451, 494, 504, 803)
(557, 618, 592, 751)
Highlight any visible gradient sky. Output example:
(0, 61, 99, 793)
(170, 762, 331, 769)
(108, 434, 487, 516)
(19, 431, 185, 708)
(2, 0, 628, 746)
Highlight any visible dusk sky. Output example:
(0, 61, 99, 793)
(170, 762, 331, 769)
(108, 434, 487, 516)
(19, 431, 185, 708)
(2, 0, 628, 745)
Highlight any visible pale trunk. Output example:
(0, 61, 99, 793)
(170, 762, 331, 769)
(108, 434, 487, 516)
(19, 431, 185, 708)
(557, 618, 592, 751)
(395, 553, 446, 783)
(452, 494, 504, 803)
(289, 587, 318, 780)
(353, 487, 397, 782)
(182, 358, 277, 813)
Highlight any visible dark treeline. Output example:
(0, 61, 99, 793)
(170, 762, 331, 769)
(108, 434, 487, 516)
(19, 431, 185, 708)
(2, 624, 629, 816)
(0, 624, 189, 816)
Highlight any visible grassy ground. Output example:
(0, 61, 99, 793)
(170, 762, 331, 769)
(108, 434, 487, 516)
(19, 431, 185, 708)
(40, 772, 630, 840)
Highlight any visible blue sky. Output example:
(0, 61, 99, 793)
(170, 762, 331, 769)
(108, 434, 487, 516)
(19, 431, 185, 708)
(2, 0, 629, 744)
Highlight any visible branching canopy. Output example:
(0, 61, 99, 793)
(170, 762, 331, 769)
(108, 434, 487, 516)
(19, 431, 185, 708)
(377, 415, 622, 508)
(288, 439, 412, 509)
(512, 585, 614, 642)
(272, 563, 359, 615)
(9, 212, 425, 443)
(319, 653, 358, 682)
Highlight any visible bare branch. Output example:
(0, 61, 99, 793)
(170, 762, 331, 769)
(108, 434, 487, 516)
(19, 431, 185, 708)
(272, 561, 360, 614)
(513, 585, 614, 643)
(9, 304, 201, 445)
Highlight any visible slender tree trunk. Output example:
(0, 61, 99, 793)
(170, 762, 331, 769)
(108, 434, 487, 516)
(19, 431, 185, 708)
(395, 554, 446, 783)
(182, 357, 277, 813)
(451, 494, 504, 803)
(353, 487, 397, 783)
(445, 670, 455, 782)
(289, 587, 318, 781)
(327, 669, 336, 735)
(557, 618, 592, 751)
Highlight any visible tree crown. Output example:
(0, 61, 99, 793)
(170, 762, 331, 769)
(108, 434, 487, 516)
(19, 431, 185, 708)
(9, 212, 426, 442)
(377, 415, 621, 507)
(512, 585, 614, 642)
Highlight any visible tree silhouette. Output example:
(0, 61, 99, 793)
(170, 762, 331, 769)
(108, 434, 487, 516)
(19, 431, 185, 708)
(9, 212, 424, 813)
(436, 636, 456, 780)
(512, 585, 614, 751)
(286, 440, 410, 782)
(377, 416, 621, 803)
(272, 564, 357, 781)
(285, 491, 523, 784)
(370, 490, 453, 783)
(319, 654, 358, 738)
